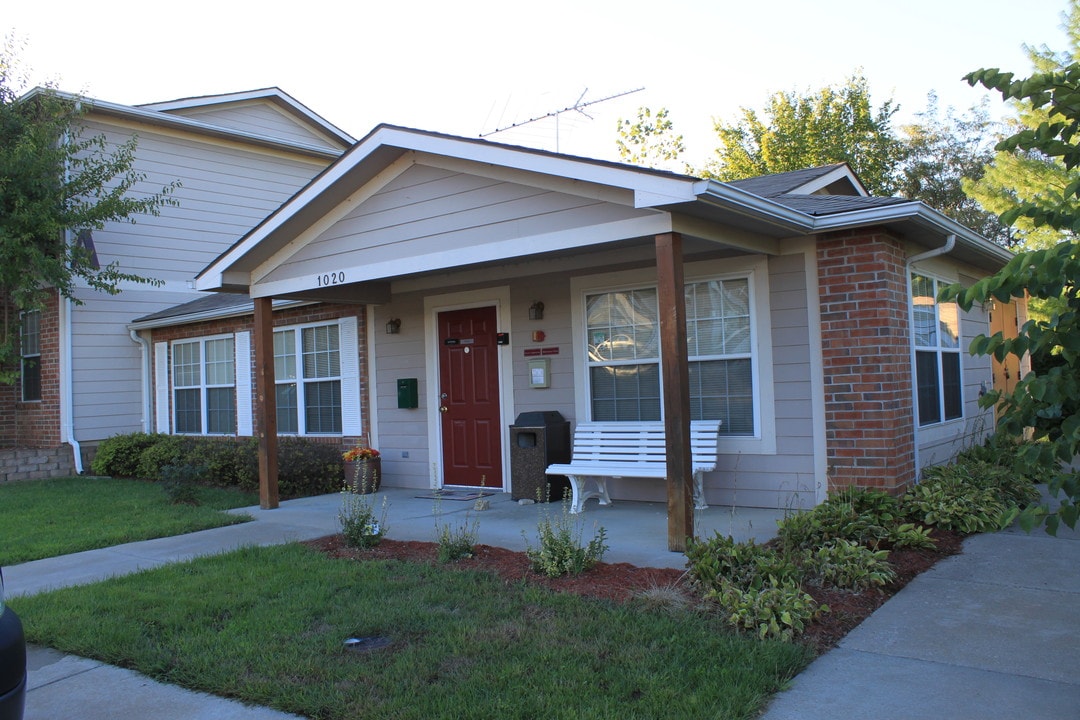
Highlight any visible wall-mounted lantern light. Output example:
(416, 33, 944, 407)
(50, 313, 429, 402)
(528, 301, 544, 321)
(385, 318, 401, 335)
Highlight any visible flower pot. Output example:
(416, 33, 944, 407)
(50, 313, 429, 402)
(344, 458, 382, 494)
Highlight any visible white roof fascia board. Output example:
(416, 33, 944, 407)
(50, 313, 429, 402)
(20, 88, 345, 160)
(811, 202, 1014, 265)
(250, 153, 417, 286)
(693, 179, 817, 232)
(126, 298, 314, 331)
(249, 213, 674, 299)
(792, 165, 869, 196)
(137, 88, 356, 145)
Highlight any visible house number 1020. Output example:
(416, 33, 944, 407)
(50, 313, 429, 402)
(317, 271, 345, 287)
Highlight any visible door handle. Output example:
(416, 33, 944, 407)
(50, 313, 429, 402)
(440, 406, 448, 413)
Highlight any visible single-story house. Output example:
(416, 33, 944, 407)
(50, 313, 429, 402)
(4, 89, 1024, 546)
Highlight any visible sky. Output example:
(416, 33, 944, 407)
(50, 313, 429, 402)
(4, 0, 1073, 167)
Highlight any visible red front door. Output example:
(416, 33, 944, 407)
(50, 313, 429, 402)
(438, 306, 503, 488)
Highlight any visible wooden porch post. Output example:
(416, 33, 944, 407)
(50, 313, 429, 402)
(656, 232, 693, 552)
(253, 296, 279, 509)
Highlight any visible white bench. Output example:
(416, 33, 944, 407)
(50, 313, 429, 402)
(545, 421, 721, 514)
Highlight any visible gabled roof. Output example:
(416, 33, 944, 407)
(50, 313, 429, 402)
(195, 125, 1014, 295)
(137, 87, 355, 147)
(128, 293, 311, 330)
(17, 86, 350, 160)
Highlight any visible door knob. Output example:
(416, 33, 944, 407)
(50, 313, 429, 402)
(440, 406, 448, 413)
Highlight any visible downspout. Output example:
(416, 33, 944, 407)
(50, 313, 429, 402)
(905, 234, 957, 484)
(59, 294, 83, 474)
(130, 329, 151, 433)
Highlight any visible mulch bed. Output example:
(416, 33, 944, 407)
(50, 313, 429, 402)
(303, 528, 964, 655)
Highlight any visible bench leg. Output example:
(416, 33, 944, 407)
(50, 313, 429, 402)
(566, 475, 613, 514)
(693, 472, 709, 510)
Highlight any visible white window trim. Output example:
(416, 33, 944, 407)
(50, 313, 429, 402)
(570, 256, 776, 455)
(272, 316, 359, 436)
(910, 270, 965, 431)
(171, 333, 237, 436)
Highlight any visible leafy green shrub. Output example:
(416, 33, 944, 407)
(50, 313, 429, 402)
(889, 523, 937, 550)
(904, 468, 1010, 533)
(686, 533, 800, 593)
(959, 433, 1059, 487)
(710, 578, 824, 641)
(91, 432, 164, 477)
(800, 539, 896, 591)
(136, 435, 190, 479)
(160, 463, 207, 505)
(524, 502, 608, 577)
(777, 489, 900, 552)
(184, 438, 258, 489)
(436, 517, 479, 563)
(277, 438, 344, 498)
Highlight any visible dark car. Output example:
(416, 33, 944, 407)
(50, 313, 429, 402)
(0, 568, 26, 720)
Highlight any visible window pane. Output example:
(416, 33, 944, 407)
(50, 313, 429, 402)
(305, 380, 342, 433)
(21, 311, 40, 355)
(274, 330, 297, 380)
(912, 274, 937, 347)
(276, 383, 298, 434)
(589, 364, 659, 421)
(21, 358, 41, 402)
(586, 289, 658, 362)
(915, 350, 941, 426)
(175, 388, 202, 433)
(938, 301, 960, 349)
(173, 342, 201, 387)
(205, 338, 234, 386)
(302, 325, 340, 379)
(206, 387, 236, 434)
(942, 352, 962, 420)
(691, 359, 754, 433)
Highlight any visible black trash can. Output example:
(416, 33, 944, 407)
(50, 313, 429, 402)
(509, 411, 571, 502)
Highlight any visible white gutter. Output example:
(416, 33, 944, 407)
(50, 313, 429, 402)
(59, 294, 83, 474)
(129, 330, 152, 433)
(905, 233, 957, 484)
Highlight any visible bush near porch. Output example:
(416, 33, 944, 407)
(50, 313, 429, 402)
(91, 433, 346, 498)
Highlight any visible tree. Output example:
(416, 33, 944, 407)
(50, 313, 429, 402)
(963, 0, 1080, 252)
(0, 43, 176, 383)
(897, 94, 1014, 247)
(944, 63, 1080, 534)
(701, 74, 905, 195)
(615, 107, 685, 171)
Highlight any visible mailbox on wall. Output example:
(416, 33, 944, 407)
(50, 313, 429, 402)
(397, 378, 418, 409)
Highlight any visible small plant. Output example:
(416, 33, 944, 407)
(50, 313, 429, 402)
(342, 441, 380, 462)
(800, 539, 896, 591)
(686, 533, 800, 594)
(523, 500, 608, 577)
(889, 522, 937, 550)
(160, 463, 206, 506)
(903, 474, 1009, 534)
(777, 488, 900, 552)
(339, 463, 388, 549)
(435, 517, 479, 563)
(710, 577, 825, 642)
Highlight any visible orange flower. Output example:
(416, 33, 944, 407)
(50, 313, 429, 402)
(343, 445, 380, 462)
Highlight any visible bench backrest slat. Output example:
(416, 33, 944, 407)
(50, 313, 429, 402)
(567, 422, 720, 468)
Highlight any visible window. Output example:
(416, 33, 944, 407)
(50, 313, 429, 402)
(912, 273, 962, 426)
(20, 310, 41, 402)
(274, 323, 342, 435)
(172, 336, 236, 434)
(584, 277, 755, 434)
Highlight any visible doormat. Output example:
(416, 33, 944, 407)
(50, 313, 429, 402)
(415, 490, 496, 501)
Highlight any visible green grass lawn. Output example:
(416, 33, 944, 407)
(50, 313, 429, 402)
(12, 543, 812, 719)
(0, 477, 258, 565)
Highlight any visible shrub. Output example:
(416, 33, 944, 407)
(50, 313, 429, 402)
(277, 438, 345, 498)
(889, 523, 937, 550)
(904, 466, 1010, 533)
(91, 432, 163, 477)
(136, 435, 190, 479)
(436, 517, 479, 563)
(686, 533, 800, 594)
(524, 502, 608, 577)
(800, 539, 896, 591)
(710, 577, 824, 642)
(160, 463, 207, 505)
(776, 489, 900, 552)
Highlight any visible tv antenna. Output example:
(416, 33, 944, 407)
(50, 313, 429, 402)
(481, 87, 644, 152)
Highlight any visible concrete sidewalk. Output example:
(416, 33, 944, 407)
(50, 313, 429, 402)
(759, 521, 1080, 719)
(10, 488, 780, 720)
(10, 487, 1080, 719)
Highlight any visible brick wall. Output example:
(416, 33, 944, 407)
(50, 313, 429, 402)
(148, 303, 370, 447)
(818, 229, 916, 494)
(0, 291, 62, 449)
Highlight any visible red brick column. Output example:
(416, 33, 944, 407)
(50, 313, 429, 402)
(0, 292, 63, 449)
(818, 230, 915, 494)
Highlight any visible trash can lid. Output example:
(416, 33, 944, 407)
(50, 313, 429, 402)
(512, 410, 566, 426)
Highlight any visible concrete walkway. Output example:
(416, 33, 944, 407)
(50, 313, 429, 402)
(9, 487, 1080, 719)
